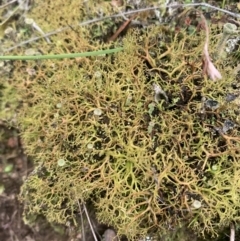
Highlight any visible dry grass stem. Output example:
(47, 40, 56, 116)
(230, 223, 235, 241)
(77, 200, 86, 241)
(0, 0, 17, 9)
(83, 202, 98, 241)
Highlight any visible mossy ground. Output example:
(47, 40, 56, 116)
(0, 0, 240, 240)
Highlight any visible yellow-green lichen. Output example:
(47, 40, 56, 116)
(7, 6, 240, 240)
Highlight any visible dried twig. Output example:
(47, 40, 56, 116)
(173, 3, 240, 18)
(25, 18, 51, 43)
(108, 14, 137, 42)
(0, 5, 20, 27)
(77, 200, 85, 241)
(0, 0, 17, 9)
(82, 201, 98, 241)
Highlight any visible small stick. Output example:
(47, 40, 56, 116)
(0, 0, 17, 9)
(172, 3, 240, 18)
(82, 202, 98, 241)
(108, 14, 137, 42)
(77, 200, 85, 241)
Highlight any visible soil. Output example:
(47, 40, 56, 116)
(0, 121, 69, 241)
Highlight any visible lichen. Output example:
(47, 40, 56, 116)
(3, 1, 239, 240)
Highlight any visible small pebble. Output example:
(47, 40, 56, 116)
(225, 93, 238, 102)
(205, 99, 219, 110)
(222, 119, 235, 134)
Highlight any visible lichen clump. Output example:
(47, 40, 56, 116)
(11, 21, 240, 240)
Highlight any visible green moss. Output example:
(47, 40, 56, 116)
(0, 81, 20, 124)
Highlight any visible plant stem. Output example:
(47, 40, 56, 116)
(0, 48, 124, 60)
